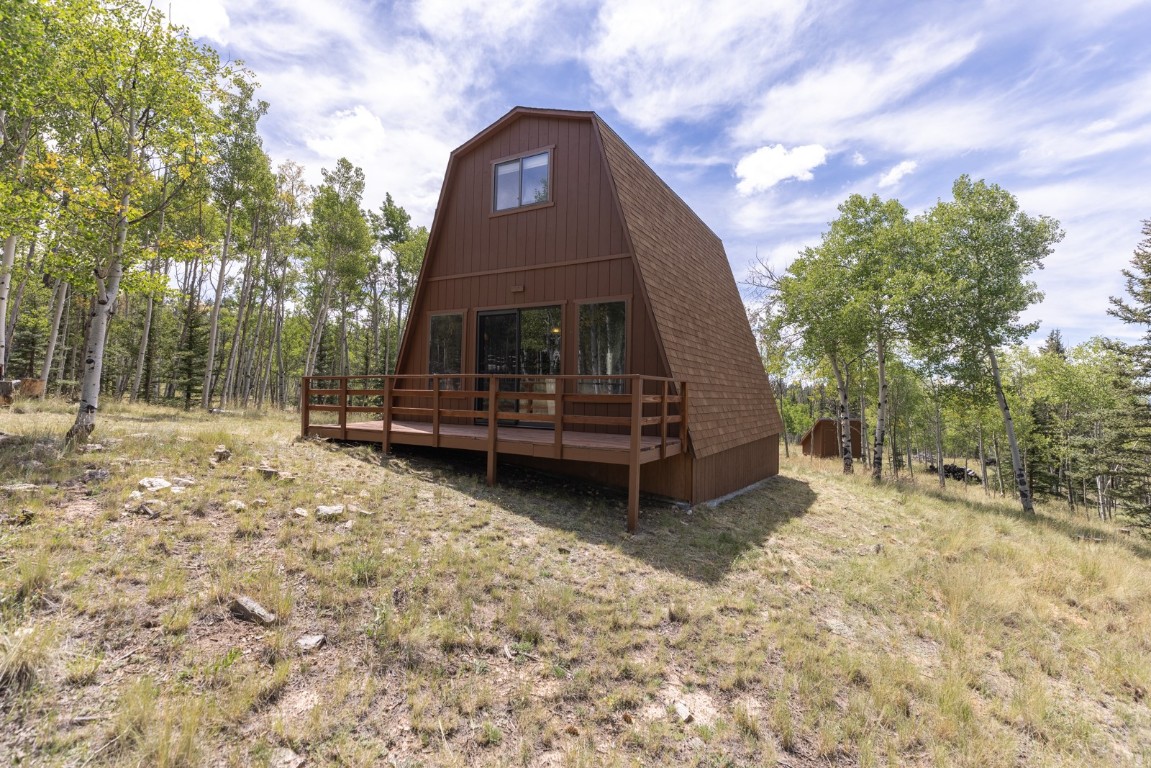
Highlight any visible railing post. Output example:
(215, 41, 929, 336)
(300, 377, 309, 438)
(680, 381, 689, 447)
(486, 379, 498, 486)
(339, 377, 348, 440)
(660, 379, 668, 459)
(432, 376, 441, 448)
(553, 377, 564, 459)
(627, 377, 642, 533)
(381, 376, 392, 454)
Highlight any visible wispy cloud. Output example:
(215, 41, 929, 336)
(878, 160, 917, 188)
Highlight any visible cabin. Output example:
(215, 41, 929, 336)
(799, 417, 862, 459)
(300, 107, 783, 530)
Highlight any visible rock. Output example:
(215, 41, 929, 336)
(253, 497, 268, 507)
(82, 468, 110, 483)
(138, 477, 171, 492)
(315, 504, 345, 521)
(213, 445, 231, 462)
(269, 747, 305, 768)
(339, 520, 354, 531)
(673, 702, 694, 724)
(129, 500, 167, 519)
(171, 476, 195, 487)
(229, 596, 277, 626)
(257, 465, 282, 479)
(226, 499, 248, 512)
(292, 507, 308, 518)
(296, 634, 326, 652)
(1, 483, 40, 493)
(78, 443, 105, 453)
(127, 490, 144, 501)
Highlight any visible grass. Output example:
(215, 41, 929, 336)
(0, 398, 1149, 766)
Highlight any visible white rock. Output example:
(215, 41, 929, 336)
(138, 477, 171, 492)
(171, 476, 195, 487)
(296, 634, 325, 652)
(673, 702, 694, 724)
(269, 747, 304, 768)
(226, 499, 248, 511)
(315, 504, 345, 521)
(292, 507, 308, 518)
(253, 497, 268, 507)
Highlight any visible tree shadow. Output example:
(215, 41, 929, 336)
(915, 482, 1151, 560)
(376, 444, 817, 584)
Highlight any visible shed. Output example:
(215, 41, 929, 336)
(799, 417, 862, 459)
(301, 107, 783, 529)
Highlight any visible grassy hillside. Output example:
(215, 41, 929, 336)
(1, 400, 1148, 767)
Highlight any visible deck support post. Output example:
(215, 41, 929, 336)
(628, 378, 642, 533)
(338, 377, 348, 440)
(381, 376, 391, 455)
(486, 380, 498, 486)
(300, 377, 309, 438)
(659, 380, 668, 459)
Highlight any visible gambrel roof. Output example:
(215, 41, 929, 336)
(409, 106, 783, 460)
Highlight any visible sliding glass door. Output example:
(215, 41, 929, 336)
(477, 306, 561, 426)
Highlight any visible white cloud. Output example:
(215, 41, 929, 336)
(878, 160, 917, 188)
(850, 151, 867, 166)
(734, 28, 978, 148)
(165, 0, 231, 42)
(735, 144, 828, 194)
(586, 0, 811, 131)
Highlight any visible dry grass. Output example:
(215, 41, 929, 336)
(1, 399, 1149, 766)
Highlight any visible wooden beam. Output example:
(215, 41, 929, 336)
(381, 377, 392, 454)
(432, 377, 441, 448)
(660, 379, 668, 459)
(628, 381, 642, 533)
(554, 380, 564, 459)
(486, 380, 498, 486)
(338, 377, 348, 440)
(300, 377, 309, 437)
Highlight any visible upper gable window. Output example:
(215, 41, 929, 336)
(494, 151, 550, 211)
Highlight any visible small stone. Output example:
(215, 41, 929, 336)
(253, 497, 268, 507)
(673, 702, 694, 724)
(170, 486, 186, 495)
(127, 490, 144, 501)
(339, 520, 354, 531)
(269, 747, 305, 768)
(226, 499, 248, 512)
(78, 443, 105, 453)
(229, 596, 277, 626)
(467, 500, 477, 507)
(257, 465, 281, 479)
(296, 634, 326, 652)
(315, 504, 345, 521)
(171, 476, 195, 487)
(213, 445, 231, 462)
(292, 507, 308, 518)
(130, 500, 167, 519)
(357, 506, 375, 516)
(82, 468, 111, 483)
(138, 477, 171, 492)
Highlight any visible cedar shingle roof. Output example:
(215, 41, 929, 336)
(592, 116, 783, 458)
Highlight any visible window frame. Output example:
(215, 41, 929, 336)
(490, 146, 554, 216)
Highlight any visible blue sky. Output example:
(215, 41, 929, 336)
(168, 0, 1151, 346)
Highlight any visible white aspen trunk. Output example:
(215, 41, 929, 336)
(222, 247, 257, 407)
(987, 344, 1034, 514)
(304, 277, 334, 377)
(130, 293, 154, 403)
(859, 393, 869, 468)
(39, 280, 68, 394)
(202, 203, 234, 409)
(871, 335, 888, 481)
(978, 423, 989, 495)
(993, 434, 1005, 496)
(0, 235, 17, 379)
(830, 356, 853, 474)
(934, 396, 945, 488)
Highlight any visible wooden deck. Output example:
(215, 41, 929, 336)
(301, 374, 688, 532)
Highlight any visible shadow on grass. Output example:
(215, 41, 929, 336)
(371, 444, 816, 584)
(913, 480, 1151, 560)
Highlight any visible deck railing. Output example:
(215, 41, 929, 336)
(301, 374, 687, 531)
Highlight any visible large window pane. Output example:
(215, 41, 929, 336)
(494, 161, 520, 211)
(578, 302, 625, 392)
(429, 314, 463, 384)
(493, 151, 550, 211)
(520, 152, 549, 206)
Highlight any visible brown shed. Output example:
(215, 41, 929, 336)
(799, 418, 862, 459)
(301, 107, 782, 528)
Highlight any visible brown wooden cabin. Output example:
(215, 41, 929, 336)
(301, 107, 783, 530)
(799, 418, 862, 459)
